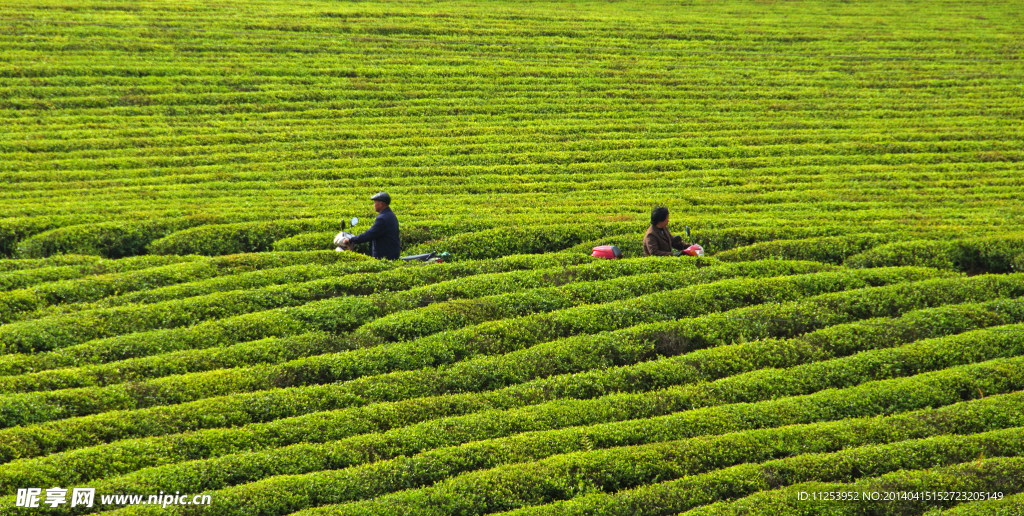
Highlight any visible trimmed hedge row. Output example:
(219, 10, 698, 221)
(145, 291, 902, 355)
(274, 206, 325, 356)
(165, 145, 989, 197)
(405, 223, 852, 261)
(506, 438, 1024, 516)
(223, 325, 1024, 516)
(845, 239, 958, 269)
(0, 257, 711, 390)
(0, 253, 596, 354)
(0, 215, 103, 258)
(403, 223, 636, 260)
(0, 262, 849, 424)
(350, 258, 795, 344)
(244, 266, 933, 396)
(146, 218, 335, 256)
(682, 456, 1024, 516)
(304, 424, 1024, 516)
(0, 252, 379, 324)
(0, 255, 666, 377)
(0, 254, 196, 292)
(686, 225, 850, 256)
(0, 271, 994, 465)
(846, 233, 1024, 273)
(21, 257, 386, 322)
(15, 215, 233, 258)
(55, 394, 1024, 516)
(2, 293, 1018, 483)
(24, 299, 1024, 513)
(154, 219, 502, 256)
(0, 332, 351, 395)
(0, 254, 103, 273)
(714, 233, 899, 264)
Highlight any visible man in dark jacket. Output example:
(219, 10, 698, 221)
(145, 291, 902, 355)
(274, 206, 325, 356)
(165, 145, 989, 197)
(343, 192, 401, 260)
(643, 206, 689, 257)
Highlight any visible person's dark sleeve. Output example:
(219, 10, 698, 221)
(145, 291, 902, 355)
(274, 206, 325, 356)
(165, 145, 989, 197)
(643, 232, 675, 256)
(347, 215, 385, 245)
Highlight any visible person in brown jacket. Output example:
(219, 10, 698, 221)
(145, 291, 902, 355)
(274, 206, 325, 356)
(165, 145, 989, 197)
(643, 206, 684, 256)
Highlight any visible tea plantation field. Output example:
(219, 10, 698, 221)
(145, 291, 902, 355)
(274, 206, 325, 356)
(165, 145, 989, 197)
(1, 0, 1024, 514)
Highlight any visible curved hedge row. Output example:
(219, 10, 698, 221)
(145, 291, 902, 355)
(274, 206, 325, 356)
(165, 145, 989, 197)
(682, 456, 1024, 516)
(22, 258, 386, 322)
(0, 254, 103, 273)
(0, 253, 598, 354)
(0, 262, 853, 424)
(405, 223, 854, 261)
(0, 257, 706, 392)
(504, 437, 1024, 516)
(845, 239, 958, 269)
(846, 233, 1024, 273)
(55, 394, 1024, 516)
(16, 298, 1020, 512)
(686, 224, 850, 255)
(351, 258, 789, 344)
(300, 424, 1024, 516)
(0, 254, 197, 292)
(714, 233, 899, 264)
(0, 276, 1010, 471)
(0, 215, 103, 258)
(0, 252, 378, 324)
(15, 215, 232, 258)
(403, 223, 635, 260)
(146, 218, 336, 256)
(0, 254, 600, 374)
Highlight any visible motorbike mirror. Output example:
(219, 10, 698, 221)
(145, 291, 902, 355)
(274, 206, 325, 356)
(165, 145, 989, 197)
(351, 217, 359, 227)
(685, 225, 691, 239)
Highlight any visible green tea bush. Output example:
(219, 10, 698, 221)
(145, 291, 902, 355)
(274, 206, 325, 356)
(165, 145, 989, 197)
(300, 429, 1024, 516)
(0, 252, 376, 324)
(846, 233, 1024, 273)
(0, 253, 596, 372)
(0, 216, 103, 257)
(683, 456, 1024, 516)
(0, 254, 103, 273)
(0, 257, 699, 391)
(688, 225, 848, 255)
(0, 255, 197, 292)
(0, 270, 991, 466)
(147, 218, 335, 256)
(403, 223, 636, 260)
(845, 239, 957, 269)
(61, 398, 1024, 516)
(15, 215, 228, 258)
(953, 232, 1024, 274)
(715, 233, 899, 264)
(0, 262, 841, 423)
(12, 300, 1017, 509)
